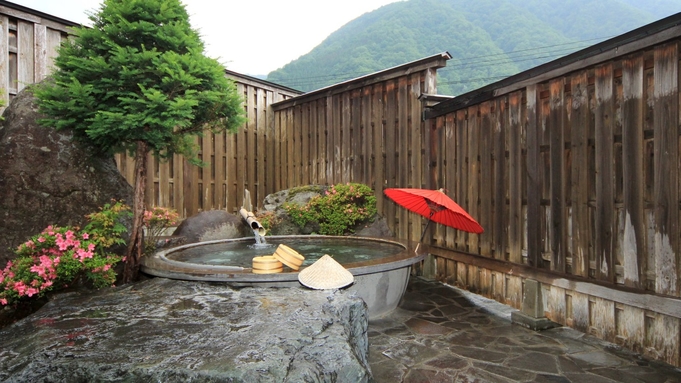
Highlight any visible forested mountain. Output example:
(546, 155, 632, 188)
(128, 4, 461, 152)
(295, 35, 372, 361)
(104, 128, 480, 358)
(266, 0, 680, 95)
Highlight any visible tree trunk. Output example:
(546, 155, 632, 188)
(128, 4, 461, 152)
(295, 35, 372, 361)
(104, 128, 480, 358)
(122, 140, 149, 283)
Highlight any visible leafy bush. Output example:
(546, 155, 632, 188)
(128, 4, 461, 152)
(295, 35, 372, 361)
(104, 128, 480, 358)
(283, 183, 377, 235)
(0, 201, 131, 306)
(143, 206, 180, 254)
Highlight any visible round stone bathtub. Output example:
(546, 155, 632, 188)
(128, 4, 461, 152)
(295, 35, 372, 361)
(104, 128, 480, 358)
(141, 235, 425, 319)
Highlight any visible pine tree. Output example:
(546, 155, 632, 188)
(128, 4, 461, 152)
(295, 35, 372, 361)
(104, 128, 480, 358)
(35, 0, 246, 282)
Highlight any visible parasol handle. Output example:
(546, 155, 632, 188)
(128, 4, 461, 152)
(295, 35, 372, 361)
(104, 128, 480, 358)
(418, 213, 434, 243)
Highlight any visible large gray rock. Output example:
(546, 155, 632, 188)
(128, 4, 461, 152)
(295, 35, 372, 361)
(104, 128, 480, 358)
(263, 187, 326, 235)
(0, 87, 133, 267)
(262, 186, 393, 238)
(353, 216, 394, 238)
(0, 278, 373, 382)
(172, 210, 251, 243)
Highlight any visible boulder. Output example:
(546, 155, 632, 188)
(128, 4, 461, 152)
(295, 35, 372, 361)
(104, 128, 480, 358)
(0, 278, 373, 382)
(263, 186, 325, 235)
(262, 186, 393, 237)
(0, 86, 133, 268)
(172, 210, 251, 244)
(353, 215, 394, 238)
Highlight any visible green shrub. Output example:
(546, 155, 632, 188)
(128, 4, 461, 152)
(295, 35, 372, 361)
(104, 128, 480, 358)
(283, 183, 377, 235)
(0, 201, 131, 306)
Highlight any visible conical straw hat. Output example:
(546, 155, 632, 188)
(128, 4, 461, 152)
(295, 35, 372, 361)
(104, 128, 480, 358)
(298, 254, 354, 290)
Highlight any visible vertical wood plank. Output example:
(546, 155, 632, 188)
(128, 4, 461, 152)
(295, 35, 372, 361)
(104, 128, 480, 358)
(622, 55, 646, 288)
(445, 112, 457, 248)
(384, 81, 397, 232)
(309, 99, 319, 184)
(595, 64, 616, 282)
(246, 86, 256, 201)
(431, 117, 444, 244)
(653, 43, 679, 296)
(494, 98, 508, 260)
(273, 110, 282, 192)
(33, 24, 47, 82)
(550, 78, 567, 273)
(318, 98, 328, 185)
(398, 78, 409, 239)
(526, 85, 541, 267)
(410, 74, 423, 241)
(570, 72, 590, 277)
(236, 84, 247, 209)
(256, 88, 266, 207)
(202, 133, 213, 210)
(327, 95, 335, 184)
(17, 21, 33, 92)
(301, 102, 310, 186)
(332, 94, 342, 184)
(467, 105, 480, 254)
(45, 29, 61, 75)
(372, 84, 385, 214)
(539, 86, 552, 268)
(286, 105, 300, 189)
(183, 158, 196, 216)
(362, 87, 373, 187)
(215, 131, 226, 210)
(643, 57, 656, 290)
(479, 102, 493, 257)
(342, 91, 352, 182)
(265, 90, 275, 198)
(285, 106, 292, 190)
(456, 110, 469, 251)
(174, 153, 185, 216)
(158, 158, 169, 208)
(508, 92, 523, 263)
(351, 89, 362, 181)
(0, 16, 9, 109)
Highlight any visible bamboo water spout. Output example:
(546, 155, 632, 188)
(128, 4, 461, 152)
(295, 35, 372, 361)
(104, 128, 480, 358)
(240, 207, 267, 244)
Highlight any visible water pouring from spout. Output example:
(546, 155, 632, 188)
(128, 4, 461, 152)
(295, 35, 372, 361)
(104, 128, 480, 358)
(240, 207, 268, 246)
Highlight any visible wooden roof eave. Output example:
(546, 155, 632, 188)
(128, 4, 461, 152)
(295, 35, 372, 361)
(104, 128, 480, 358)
(424, 12, 681, 120)
(271, 52, 452, 111)
(0, 0, 81, 34)
(225, 69, 302, 97)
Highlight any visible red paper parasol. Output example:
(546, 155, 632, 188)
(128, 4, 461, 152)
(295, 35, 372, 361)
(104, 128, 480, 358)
(384, 188, 483, 241)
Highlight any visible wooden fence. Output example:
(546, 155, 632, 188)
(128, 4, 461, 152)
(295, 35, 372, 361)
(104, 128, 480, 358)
(271, 53, 451, 242)
(421, 17, 681, 365)
(115, 73, 300, 217)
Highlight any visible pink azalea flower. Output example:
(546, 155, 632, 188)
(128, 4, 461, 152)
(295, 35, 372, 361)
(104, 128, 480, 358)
(38, 237, 46, 243)
(0, 298, 7, 305)
(82, 233, 89, 240)
(14, 281, 27, 296)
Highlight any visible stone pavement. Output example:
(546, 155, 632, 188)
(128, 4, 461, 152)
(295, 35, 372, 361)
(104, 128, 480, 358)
(368, 277, 681, 383)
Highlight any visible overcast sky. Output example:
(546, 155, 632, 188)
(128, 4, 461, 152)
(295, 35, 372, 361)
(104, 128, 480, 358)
(11, 0, 401, 76)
